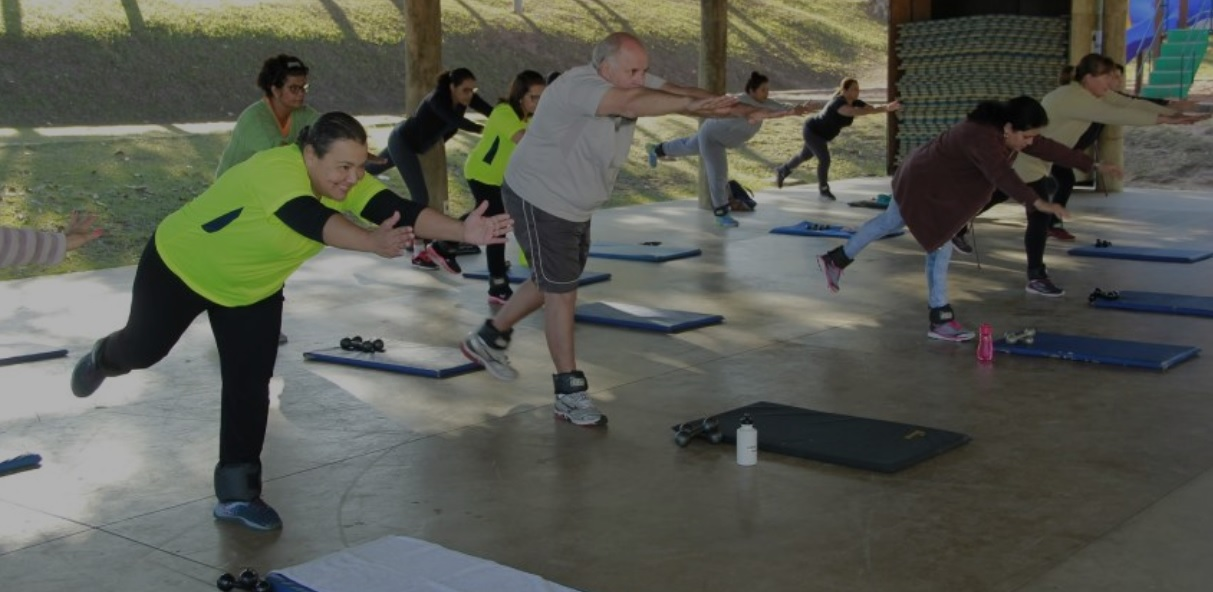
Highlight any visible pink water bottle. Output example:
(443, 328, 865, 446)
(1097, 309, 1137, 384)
(976, 323, 994, 362)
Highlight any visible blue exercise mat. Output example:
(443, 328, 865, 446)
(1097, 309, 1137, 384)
(575, 301, 723, 333)
(0, 453, 42, 476)
(770, 220, 905, 239)
(1090, 290, 1213, 318)
(993, 331, 1200, 371)
(0, 343, 68, 367)
(678, 401, 970, 474)
(1068, 245, 1213, 263)
(588, 241, 702, 262)
(462, 266, 611, 287)
(304, 341, 482, 378)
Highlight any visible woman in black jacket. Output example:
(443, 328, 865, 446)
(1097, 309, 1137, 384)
(368, 68, 493, 269)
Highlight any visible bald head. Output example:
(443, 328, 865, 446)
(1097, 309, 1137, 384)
(592, 32, 649, 89)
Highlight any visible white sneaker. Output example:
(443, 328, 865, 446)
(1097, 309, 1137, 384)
(554, 391, 607, 426)
(460, 331, 518, 381)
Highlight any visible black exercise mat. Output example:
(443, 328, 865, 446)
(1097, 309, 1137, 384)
(0, 343, 68, 367)
(691, 401, 970, 473)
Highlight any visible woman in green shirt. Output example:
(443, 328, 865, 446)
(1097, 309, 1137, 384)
(70, 112, 513, 532)
(464, 70, 547, 304)
(215, 54, 320, 178)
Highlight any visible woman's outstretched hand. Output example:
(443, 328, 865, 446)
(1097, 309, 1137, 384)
(462, 200, 513, 246)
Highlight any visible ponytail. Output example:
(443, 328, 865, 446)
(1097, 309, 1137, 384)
(744, 71, 769, 94)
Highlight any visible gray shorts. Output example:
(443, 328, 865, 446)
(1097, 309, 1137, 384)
(503, 182, 590, 294)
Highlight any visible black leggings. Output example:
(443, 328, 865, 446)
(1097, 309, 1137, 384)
(983, 177, 1056, 278)
(100, 237, 283, 470)
(468, 179, 507, 279)
(365, 122, 431, 208)
(779, 126, 832, 188)
(1049, 164, 1076, 228)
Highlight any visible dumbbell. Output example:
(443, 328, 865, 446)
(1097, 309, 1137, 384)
(673, 416, 724, 447)
(1003, 327, 1037, 345)
(340, 336, 386, 353)
(1088, 288, 1120, 303)
(1094, 238, 1112, 248)
(216, 568, 272, 592)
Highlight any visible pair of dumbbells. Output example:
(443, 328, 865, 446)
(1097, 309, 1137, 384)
(340, 335, 385, 353)
(1088, 288, 1120, 303)
(217, 568, 271, 592)
(1003, 327, 1037, 345)
(673, 416, 724, 447)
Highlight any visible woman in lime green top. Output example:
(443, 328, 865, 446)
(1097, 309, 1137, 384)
(464, 70, 547, 304)
(69, 112, 513, 532)
(215, 54, 321, 178)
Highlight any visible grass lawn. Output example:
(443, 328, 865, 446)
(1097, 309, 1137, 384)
(1, 0, 891, 280)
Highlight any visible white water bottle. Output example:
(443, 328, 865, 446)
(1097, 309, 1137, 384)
(736, 414, 758, 466)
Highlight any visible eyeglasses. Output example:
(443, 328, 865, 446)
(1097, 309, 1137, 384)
(285, 84, 310, 94)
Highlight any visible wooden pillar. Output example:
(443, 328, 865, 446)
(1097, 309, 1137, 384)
(404, 0, 448, 213)
(1099, 0, 1129, 192)
(698, 0, 727, 210)
(886, 0, 930, 173)
(1179, 0, 1189, 28)
(1070, 0, 1098, 62)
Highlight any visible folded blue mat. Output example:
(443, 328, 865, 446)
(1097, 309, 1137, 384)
(304, 341, 482, 378)
(462, 266, 611, 287)
(1068, 245, 1213, 263)
(0, 453, 42, 476)
(0, 343, 68, 367)
(993, 331, 1200, 371)
(588, 242, 701, 262)
(770, 220, 905, 239)
(575, 301, 723, 333)
(1089, 290, 1213, 318)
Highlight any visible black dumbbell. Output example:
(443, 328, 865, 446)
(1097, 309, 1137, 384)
(1088, 288, 1120, 303)
(1095, 238, 1112, 248)
(673, 416, 723, 447)
(216, 569, 271, 592)
(340, 335, 363, 351)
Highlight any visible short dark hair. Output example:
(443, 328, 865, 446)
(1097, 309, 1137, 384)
(437, 68, 476, 90)
(296, 112, 366, 158)
(257, 54, 309, 97)
(967, 96, 1048, 132)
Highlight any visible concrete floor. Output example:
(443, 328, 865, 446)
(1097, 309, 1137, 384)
(2, 178, 1212, 591)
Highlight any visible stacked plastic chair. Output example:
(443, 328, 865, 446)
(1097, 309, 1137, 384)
(894, 15, 1070, 165)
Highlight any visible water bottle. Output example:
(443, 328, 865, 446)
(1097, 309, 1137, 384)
(977, 323, 994, 362)
(736, 414, 758, 466)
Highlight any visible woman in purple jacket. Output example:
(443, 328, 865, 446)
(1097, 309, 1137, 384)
(815, 96, 1120, 341)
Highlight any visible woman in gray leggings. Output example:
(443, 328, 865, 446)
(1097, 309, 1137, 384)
(646, 71, 806, 228)
(776, 77, 900, 199)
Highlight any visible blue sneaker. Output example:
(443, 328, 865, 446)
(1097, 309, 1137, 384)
(645, 143, 659, 168)
(715, 213, 739, 228)
(213, 498, 283, 531)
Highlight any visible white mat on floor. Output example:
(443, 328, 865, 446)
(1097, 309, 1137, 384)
(270, 536, 581, 592)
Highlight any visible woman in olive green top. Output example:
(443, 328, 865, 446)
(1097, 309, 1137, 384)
(70, 112, 513, 532)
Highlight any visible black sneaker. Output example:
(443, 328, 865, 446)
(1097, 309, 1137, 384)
(425, 242, 462, 274)
(775, 167, 789, 189)
(1026, 277, 1065, 297)
(819, 185, 837, 200)
(71, 339, 107, 397)
(411, 251, 439, 271)
(951, 233, 973, 254)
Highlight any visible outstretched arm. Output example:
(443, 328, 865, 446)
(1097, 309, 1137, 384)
(597, 87, 739, 119)
(839, 100, 901, 117)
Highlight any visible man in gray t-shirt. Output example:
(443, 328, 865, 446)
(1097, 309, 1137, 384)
(460, 31, 775, 427)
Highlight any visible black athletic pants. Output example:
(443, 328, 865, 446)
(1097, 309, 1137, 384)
(468, 179, 508, 279)
(98, 237, 282, 496)
(780, 126, 833, 188)
(983, 176, 1056, 279)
